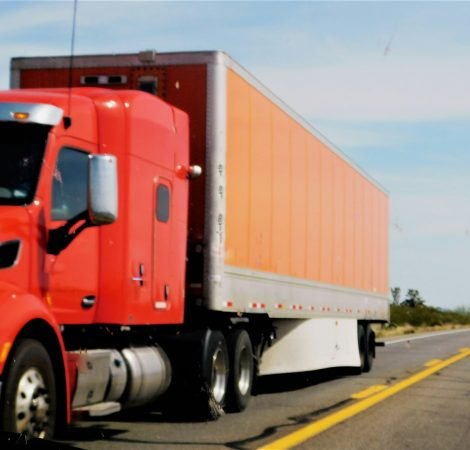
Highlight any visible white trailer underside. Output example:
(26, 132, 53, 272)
(258, 318, 360, 375)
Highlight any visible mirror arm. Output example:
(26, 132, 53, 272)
(47, 210, 96, 255)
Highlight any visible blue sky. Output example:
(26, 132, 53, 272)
(1, 1, 469, 309)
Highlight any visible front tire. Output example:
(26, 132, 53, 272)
(0, 339, 56, 439)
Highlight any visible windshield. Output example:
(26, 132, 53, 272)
(0, 121, 50, 205)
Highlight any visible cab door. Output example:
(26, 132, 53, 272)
(151, 177, 174, 318)
(46, 142, 98, 324)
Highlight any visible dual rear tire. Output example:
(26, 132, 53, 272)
(195, 328, 254, 418)
(226, 329, 254, 412)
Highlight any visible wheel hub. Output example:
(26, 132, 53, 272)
(211, 348, 227, 403)
(15, 368, 50, 438)
(237, 346, 251, 395)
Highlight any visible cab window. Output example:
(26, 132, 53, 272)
(52, 147, 89, 221)
(156, 184, 170, 223)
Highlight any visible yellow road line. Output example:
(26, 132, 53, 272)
(351, 384, 387, 399)
(258, 348, 470, 450)
(424, 359, 443, 367)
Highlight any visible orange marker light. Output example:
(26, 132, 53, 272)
(0, 342, 12, 364)
(12, 112, 30, 120)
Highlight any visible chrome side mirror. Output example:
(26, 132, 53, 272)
(89, 155, 118, 225)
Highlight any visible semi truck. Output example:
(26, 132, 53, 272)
(0, 50, 389, 438)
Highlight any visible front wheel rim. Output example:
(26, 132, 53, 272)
(15, 368, 51, 438)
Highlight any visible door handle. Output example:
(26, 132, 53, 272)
(132, 263, 145, 287)
(81, 295, 96, 309)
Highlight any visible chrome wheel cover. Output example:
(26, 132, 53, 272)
(15, 368, 50, 438)
(211, 348, 227, 403)
(237, 346, 251, 396)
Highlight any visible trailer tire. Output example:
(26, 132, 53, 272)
(363, 326, 375, 373)
(226, 329, 254, 413)
(0, 339, 56, 439)
(357, 324, 367, 373)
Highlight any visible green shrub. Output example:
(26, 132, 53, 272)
(390, 304, 470, 327)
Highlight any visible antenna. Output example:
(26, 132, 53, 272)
(64, 0, 78, 129)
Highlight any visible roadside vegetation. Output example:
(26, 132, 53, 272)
(375, 288, 470, 338)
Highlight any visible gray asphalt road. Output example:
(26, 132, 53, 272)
(62, 329, 470, 450)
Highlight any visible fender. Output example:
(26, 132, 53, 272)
(0, 281, 71, 423)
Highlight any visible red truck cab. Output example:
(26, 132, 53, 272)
(0, 88, 190, 437)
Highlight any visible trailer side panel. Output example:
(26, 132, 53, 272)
(219, 68, 389, 319)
